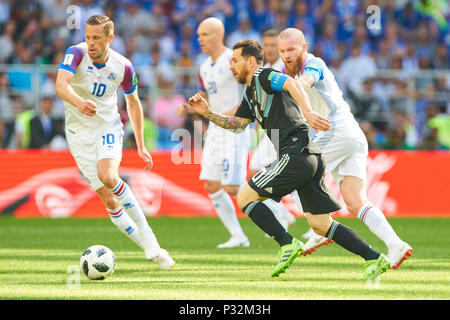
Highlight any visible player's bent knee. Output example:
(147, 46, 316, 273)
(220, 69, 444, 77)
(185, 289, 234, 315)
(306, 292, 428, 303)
(98, 174, 120, 190)
(237, 184, 260, 210)
(204, 180, 221, 194)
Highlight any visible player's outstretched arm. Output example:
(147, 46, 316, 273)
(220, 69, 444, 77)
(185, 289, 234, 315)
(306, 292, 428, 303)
(124, 90, 153, 170)
(177, 91, 208, 116)
(55, 69, 97, 116)
(282, 77, 330, 132)
(296, 73, 316, 91)
(187, 93, 251, 134)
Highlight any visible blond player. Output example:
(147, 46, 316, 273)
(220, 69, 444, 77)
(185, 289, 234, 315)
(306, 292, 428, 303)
(278, 28, 412, 268)
(56, 15, 174, 269)
(178, 18, 250, 248)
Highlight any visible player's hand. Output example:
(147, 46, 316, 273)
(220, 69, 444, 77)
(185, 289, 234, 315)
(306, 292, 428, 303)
(187, 94, 209, 117)
(77, 99, 97, 116)
(138, 147, 153, 170)
(304, 111, 331, 132)
(176, 103, 189, 116)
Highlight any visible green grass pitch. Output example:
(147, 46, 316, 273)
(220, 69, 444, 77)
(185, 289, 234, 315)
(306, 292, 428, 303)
(0, 216, 449, 300)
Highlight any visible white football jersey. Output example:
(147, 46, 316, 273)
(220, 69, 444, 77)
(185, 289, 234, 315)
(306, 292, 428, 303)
(264, 57, 286, 73)
(198, 48, 245, 117)
(58, 42, 137, 130)
(297, 53, 366, 143)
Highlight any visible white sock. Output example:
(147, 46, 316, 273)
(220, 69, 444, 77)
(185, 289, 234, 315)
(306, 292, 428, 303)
(358, 203, 403, 249)
(107, 207, 143, 248)
(209, 189, 246, 239)
(111, 180, 160, 259)
(262, 199, 288, 230)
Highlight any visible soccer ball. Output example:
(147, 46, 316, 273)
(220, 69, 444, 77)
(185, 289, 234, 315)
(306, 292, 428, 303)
(80, 245, 115, 280)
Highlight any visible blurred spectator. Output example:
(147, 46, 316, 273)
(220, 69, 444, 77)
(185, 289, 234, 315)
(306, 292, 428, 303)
(334, 0, 360, 42)
(0, 0, 10, 26)
(347, 78, 387, 130)
(424, 103, 450, 150)
(360, 120, 380, 150)
(249, 0, 269, 33)
(152, 69, 187, 149)
(262, 29, 285, 71)
(315, 21, 338, 63)
(71, 0, 104, 44)
(433, 43, 450, 69)
(0, 20, 15, 63)
(171, 0, 201, 35)
(175, 72, 198, 101)
(350, 24, 373, 55)
(416, 24, 436, 59)
(176, 23, 200, 60)
(395, 1, 422, 42)
(339, 41, 377, 92)
(200, 0, 234, 27)
(0, 72, 14, 148)
(385, 110, 418, 150)
(402, 43, 419, 73)
(40, 0, 71, 46)
(383, 22, 407, 56)
(226, 17, 261, 48)
(433, 76, 450, 112)
(29, 95, 63, 149)
(13, 97, 34, 149)
(116, 0, 162, 53)
(124, 101, 158, 151)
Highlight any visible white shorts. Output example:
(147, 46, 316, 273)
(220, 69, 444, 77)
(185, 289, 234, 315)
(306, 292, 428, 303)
(249, 134, 278, 170)
(66, 118, 124, 190)
(200, 125, 250, 186)
(314, 134, 368, 184)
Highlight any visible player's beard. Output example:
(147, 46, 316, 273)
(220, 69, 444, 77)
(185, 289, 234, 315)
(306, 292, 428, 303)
(236, 66, 249, 84)
(286, 57, 302, 78)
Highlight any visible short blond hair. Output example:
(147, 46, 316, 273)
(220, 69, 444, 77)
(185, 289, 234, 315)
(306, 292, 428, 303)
(86, 15, 114, 36)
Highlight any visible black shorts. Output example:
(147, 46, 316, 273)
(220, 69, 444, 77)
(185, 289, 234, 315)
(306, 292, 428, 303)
(248, 148, 341, 214)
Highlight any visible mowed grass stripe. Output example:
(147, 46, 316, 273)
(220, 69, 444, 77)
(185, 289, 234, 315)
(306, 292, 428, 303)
(0, 217, 449, 299)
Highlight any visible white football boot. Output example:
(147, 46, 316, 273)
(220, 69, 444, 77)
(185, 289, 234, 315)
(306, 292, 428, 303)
(301, 227, 316, 240)
(154, 248, 175, 270)
(300, 233, 334, 256)
(217, 236, 250, 248)
(387, 241, 413, 269)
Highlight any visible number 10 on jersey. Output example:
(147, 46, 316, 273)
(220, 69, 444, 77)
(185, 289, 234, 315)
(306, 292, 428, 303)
(102, 134, 115, 145)
(92, 82, 106, 97)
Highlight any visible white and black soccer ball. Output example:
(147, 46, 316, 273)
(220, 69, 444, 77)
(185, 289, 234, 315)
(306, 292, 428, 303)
(80, 245, 115, 280)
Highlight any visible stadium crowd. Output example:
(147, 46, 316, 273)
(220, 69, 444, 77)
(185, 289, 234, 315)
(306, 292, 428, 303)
(0, 0, 449, 151)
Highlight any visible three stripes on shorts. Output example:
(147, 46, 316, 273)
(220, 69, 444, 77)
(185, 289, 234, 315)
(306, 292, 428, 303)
(252, 154, 290, 188)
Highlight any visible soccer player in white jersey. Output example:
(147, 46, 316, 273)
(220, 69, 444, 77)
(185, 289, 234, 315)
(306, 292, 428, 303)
(278, 28, 412, 268)
(178, 18, 250, 248)
(249, 29, 296, 231)
(55, 15, 174, 269)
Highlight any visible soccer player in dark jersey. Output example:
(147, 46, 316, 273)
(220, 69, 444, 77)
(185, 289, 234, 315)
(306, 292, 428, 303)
(187, 39, 390, 280)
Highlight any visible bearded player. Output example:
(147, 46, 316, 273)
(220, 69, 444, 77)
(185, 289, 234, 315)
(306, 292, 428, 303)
(278, 28, 411, 269)
(56, 15, 174, 269)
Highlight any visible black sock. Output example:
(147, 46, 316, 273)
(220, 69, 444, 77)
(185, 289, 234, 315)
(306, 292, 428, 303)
(326, 221, 380, 261)
(243, 201, 293, 246)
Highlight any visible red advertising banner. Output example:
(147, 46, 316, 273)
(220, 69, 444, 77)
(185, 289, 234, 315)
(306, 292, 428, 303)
(0, 150, 449, 218)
